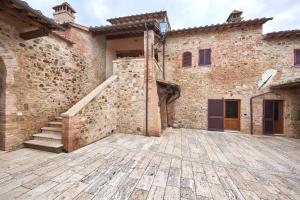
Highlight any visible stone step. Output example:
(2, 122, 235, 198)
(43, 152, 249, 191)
(24, 140, 63, 153)
(55, 116, 62, 121)
(33, 132, 62, 142)
(41, 127, 62, 133)
(48, 121, 62, 127)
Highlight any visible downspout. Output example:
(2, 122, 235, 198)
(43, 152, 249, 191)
(250, 91, 273, 135)
(162, 37, 166, 80)
(145, 23, 149, 136)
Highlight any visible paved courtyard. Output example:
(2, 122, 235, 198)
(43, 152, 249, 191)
(0, 128, 299, 200)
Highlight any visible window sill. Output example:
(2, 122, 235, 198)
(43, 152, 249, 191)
(182, 66, 192, 68)
(294, 65, 300, 68)
(199, 65, 211, 67)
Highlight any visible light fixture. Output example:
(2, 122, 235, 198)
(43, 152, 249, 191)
(159, 21, 168, 37)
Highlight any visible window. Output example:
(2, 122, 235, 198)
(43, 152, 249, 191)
(295, 49, 300, 66)
(199, 49, 211, 66)
(225, 100, 239, 119)
(182, 51, 192, 67)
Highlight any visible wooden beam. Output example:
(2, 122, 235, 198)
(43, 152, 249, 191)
(20, 28, 50, 40)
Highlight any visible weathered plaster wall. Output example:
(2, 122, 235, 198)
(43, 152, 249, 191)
(163, 25, 300, 136)
(0, 17, 106, 151)
(106, 37, 143, 78)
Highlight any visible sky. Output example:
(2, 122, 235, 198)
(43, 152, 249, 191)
(24, 0, 300, 33)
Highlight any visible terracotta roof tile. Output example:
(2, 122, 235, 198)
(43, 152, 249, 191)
(7, 0, 63, 30)
(167, 17, 273, 35)
(263, 29, 300, 39)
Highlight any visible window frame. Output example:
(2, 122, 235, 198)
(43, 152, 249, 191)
(199, 48, 212, 66)
(182, 51, 192, 67)
(294, 49, 300, 67)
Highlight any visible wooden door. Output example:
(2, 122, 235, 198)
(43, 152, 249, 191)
(263, 100, 284, 134)
(224, 100, 240, 131)
(274, 101, 284, 134)
(263, 100, 274, 134)
(208, 99, 224, 131)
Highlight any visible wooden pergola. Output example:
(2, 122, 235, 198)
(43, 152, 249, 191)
(90, 20, 161, 40)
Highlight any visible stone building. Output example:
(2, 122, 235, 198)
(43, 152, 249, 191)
(0, 1, 299, 153)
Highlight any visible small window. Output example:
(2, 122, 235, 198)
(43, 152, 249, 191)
(225, 100, 239, 119)
(199, 49, 211, 66)
(295, 49, 300, 66)
(182, 51, 192, 67)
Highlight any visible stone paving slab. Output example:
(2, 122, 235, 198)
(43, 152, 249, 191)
(0, 128, 299, 200)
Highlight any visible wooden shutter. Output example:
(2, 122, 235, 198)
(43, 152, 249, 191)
(199, 49, 211, 66)
(199, 49, 205, 66)
(263, 100, 274, 134)
(206, 49, 211, 65)
(208, 99, 224, 131)
(295, 49, 300, 66)
(182, 52, 192, 67)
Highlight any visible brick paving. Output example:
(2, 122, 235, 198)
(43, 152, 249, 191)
(0, 128, 299, 200)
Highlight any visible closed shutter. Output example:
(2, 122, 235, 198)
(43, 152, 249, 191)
(208, 99, 224, 131)
(199, 49, 205, 66)
(182, 52, 192, 67)
(206, 49, 211, 65)
(199, 49, 211, 66)
(295, 49, 300, 65)
(263, 100, 274, 134)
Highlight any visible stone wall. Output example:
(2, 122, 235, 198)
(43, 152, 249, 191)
(162, 25, 300, 136)
(0, 16, 106, 151)
(62, 76, 118, 152)
(62, 58, 147, 152)
(252, 89, 300, 138)
(113, 58, 146, 135)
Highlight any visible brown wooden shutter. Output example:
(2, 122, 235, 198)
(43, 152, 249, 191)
(208, 99, 224, 131)
(182, 52, 192, 67)
(295, 49, 300, 66)
(199, 49, 205, 66)
(206, 49, 211, 65)
(263, 100, 274, 134)
(199, 49, 211, 66)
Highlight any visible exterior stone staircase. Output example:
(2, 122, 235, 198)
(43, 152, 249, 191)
(24, 116, 63, 153)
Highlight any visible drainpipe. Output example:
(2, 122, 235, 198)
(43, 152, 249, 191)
(250, 91, 273, 135)
(144, 23, 149, 136)
(162, 37, 166, 80)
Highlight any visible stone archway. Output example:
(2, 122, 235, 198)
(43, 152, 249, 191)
(0, 58, 6, 150)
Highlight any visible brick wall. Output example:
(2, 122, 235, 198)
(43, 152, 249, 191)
(162, 25, 300, 136)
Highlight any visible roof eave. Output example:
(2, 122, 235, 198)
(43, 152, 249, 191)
(167, 17, 273, 36)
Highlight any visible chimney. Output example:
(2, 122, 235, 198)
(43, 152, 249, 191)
(53, 2, 76, 24)
(226, 10, 243, 23)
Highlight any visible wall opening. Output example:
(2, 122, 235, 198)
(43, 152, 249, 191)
(0, 58, 6, 150)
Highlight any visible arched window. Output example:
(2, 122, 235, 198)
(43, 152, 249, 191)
(182, 51, 192, 67)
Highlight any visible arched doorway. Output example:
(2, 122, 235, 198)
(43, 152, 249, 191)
(0, 58, 6, 150)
